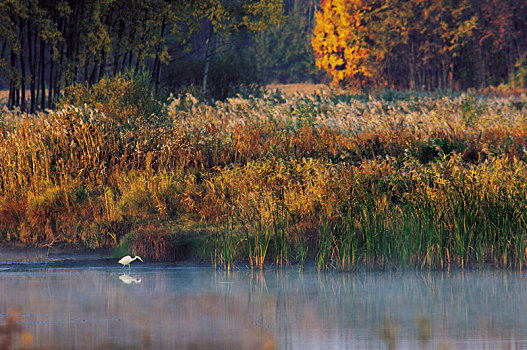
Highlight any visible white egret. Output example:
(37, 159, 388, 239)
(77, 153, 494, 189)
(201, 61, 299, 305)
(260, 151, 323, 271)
(118, 255, 143, 272)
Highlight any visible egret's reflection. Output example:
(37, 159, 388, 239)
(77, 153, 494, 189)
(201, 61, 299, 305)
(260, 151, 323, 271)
(119, 274, 141, 284)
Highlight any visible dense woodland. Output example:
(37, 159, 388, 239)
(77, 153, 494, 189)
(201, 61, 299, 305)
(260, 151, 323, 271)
(1, 0, 527, 113)
(0, 0, 289, 111)
(313, 0, 527, 90)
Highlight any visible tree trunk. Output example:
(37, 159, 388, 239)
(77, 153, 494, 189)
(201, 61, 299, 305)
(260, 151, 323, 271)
(27, 19, 36, 113)
(0, 40, 6, 60)
(19, 20, 27, 112)
(476, 41, 487, 88)
(134, 47, 141, 74)
(8, 42, 15, 108)
(202, 26, 214, 102)
(449, 62, 454, 90)
(9, 45, 17, 108)
(8, 76, 15, 109)
(48, 58, 54, 108)
(40, 38, 46, 109)
(98, 48, 106, 81)
(128, 49, 133, 68)
(409, 44, 416, 90)
(113, 19, 125, 75)
(152, 18, 166, 94)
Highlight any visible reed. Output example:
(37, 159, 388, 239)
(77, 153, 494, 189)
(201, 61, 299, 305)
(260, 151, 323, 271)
(1, 76, 527, 269)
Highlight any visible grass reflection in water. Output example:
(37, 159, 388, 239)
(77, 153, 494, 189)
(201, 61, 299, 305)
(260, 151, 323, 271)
(1, 268, 527, 349)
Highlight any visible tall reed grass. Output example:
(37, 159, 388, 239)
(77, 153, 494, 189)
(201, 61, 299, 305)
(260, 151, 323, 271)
(1, 76, 527, 269)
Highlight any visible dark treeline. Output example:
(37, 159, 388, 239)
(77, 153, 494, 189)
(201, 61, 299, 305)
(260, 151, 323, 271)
(0, 0, 285, 112)
(312, 0, 527, 91)
(6, 0, 523, 110)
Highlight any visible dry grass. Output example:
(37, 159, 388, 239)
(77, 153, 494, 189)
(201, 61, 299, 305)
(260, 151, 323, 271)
(0, 90, 39, 107)
(265, 83, 335, 96)
(2, 76, 527, 269)
(0, 90, 9, 106)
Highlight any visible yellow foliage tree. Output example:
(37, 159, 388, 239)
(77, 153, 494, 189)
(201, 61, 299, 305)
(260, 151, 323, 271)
(311, 0, 375, 88)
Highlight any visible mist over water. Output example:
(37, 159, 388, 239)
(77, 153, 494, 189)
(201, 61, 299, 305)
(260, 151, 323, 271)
(1, 251, 527, 349)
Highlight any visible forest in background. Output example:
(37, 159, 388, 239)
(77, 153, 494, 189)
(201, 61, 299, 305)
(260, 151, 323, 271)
(312, 0, 527, 91)
(1, 0, 527, 113)
(0, 0, 322, 112)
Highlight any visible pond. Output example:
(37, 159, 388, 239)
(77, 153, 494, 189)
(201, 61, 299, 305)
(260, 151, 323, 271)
(1, 249, 527, 349)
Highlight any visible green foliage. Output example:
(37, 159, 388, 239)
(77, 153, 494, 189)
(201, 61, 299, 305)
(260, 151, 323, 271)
(510, 55, 527, 88)
(249, 1, 321, 83)
(195, 0, 283, 33)
(166, 53, 262, 101)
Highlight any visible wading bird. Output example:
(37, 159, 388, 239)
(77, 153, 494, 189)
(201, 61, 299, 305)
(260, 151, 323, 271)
(118, 255, 143, 272)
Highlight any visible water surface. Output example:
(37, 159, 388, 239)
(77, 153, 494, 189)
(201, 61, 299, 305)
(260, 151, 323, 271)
(1, 250, 526, 349)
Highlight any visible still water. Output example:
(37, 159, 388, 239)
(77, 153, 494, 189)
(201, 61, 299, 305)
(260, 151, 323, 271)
(1, 250, 527, 349)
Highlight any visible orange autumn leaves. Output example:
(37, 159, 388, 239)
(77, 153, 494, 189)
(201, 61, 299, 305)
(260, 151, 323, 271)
(312, 0, 527, 91)
(312, 0, 375, 88)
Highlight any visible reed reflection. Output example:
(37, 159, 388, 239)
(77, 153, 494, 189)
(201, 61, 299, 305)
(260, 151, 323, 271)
(1, 268, 527, 349)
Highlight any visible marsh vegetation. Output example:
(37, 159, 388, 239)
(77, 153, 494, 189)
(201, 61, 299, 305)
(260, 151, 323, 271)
(1, 75, 527, 269)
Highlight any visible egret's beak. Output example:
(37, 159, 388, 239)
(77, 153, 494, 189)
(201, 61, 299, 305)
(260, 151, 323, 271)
(138, 257, 144, 262)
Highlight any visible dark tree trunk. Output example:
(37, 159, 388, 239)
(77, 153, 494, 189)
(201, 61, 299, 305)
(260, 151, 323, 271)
(27, 19, 37, 113)
(98, 48, 107, 81)
(152, 18, 166, 94)
(89, 60, 98, 84)
(113, 19, 125, 76)
(0, 40, 6, 60)
(128, 50, 133, 68)
(202, 26, 214, 102)
(19, 20, 27, 112)
(8, 80, 15, 109)
(48, 58, 54, 108)
(40, 39, 46, 109)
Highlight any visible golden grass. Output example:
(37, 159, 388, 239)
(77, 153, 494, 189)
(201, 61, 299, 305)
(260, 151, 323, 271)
(0, 90, 8, 106)
(2, 76, 527, 269)
(265, 83, 335, 96)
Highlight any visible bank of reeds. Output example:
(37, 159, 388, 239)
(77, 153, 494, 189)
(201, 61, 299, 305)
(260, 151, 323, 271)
(1, 76, 527, 269)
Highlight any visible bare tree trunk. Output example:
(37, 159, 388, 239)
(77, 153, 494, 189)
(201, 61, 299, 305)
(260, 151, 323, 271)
(48, 58, 54, 108)
(19, 20, 27, 112)
(128, 49, 133, 68)
(8, 76, 15, 109)
(98, 48, 106, 81)
(477, 45, 487, 88)
(134, 47, 141, 74)
(449, 62, 454, 90)
(40, 39, 46, 109)
(8, 46, 15, 108)
(152, 18, 166, 94)
(0, 40, 6, 60)
(409, 44, 416, 90)
(113, 19, 125, 75)
(121, 51, 128, 71)
(202, 26, 214, 102)
(27, 19, 36, 113)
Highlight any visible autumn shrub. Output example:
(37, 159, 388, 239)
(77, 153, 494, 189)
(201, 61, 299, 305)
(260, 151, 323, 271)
(510, 55, 527, 89)
(60, 71, 166, 129)
(126, 226, 176, 262)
